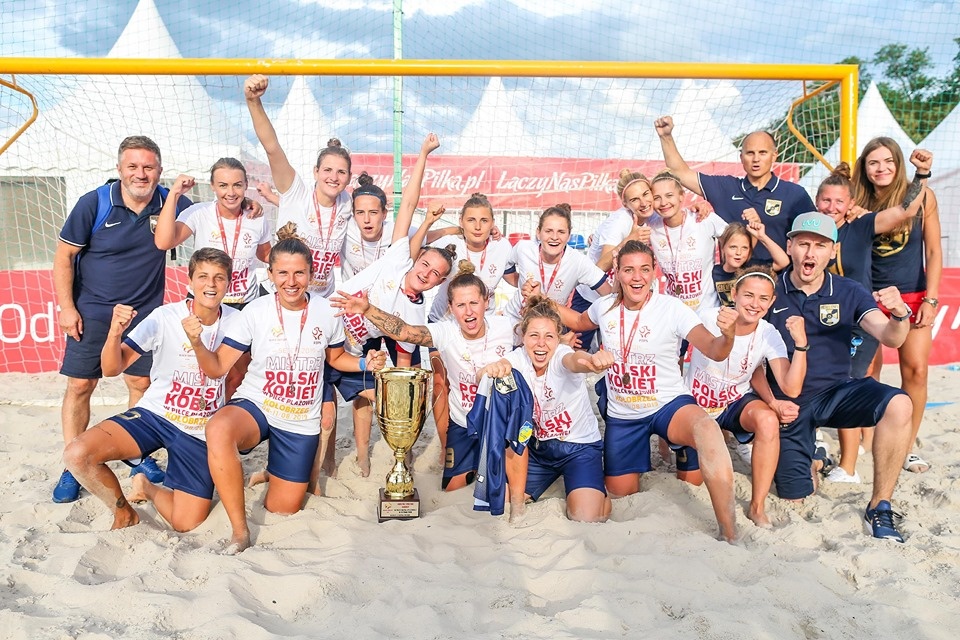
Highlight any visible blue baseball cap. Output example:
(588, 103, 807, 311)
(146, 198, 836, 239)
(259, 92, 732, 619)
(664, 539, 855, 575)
(786, 211, 838, 242)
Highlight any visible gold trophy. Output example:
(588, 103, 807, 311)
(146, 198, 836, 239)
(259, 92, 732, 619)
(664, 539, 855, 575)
(375, 367, 431, 522)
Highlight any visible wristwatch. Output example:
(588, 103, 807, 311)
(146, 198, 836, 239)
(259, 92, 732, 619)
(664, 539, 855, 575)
(891, 308, 911, 322)
(922, 297, 939, 308)
(915, 171, 932, 179)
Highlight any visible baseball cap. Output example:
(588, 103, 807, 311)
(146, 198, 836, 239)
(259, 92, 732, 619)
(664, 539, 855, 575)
(786, 211, 838, 242)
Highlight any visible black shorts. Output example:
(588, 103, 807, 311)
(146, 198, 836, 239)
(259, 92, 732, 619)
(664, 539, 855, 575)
(60, 316, 152, 379)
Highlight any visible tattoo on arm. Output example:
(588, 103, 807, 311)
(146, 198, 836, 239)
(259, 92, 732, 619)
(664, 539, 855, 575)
(366, 305, 435, 347)
(901, 175, 923, 209)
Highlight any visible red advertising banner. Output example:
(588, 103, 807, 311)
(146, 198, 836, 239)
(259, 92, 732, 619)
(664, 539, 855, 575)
(4, 266, 960, 374)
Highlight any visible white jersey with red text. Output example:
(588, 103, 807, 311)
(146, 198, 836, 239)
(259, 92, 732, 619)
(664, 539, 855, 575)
(126, 300, 237, 440)
(427, 315, 515, 426)
(588, 291, 702, 419)
(428, 236, 515, 321)
(338, 240, 424, 357)
(178, 202, 271, 305)
(685, 307, 786, 417)
(223, 293, 345, 435)
(504, 344, 600, 444)
(575, 206, 633, 304)
(340, 217, 395, 282)
(277, 172, 353, 296)
(647, 211, 726, 312)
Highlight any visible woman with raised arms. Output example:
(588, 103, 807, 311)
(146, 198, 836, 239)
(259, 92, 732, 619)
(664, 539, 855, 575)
(189, 232, 386, 553)
(332, 261, 516, 491)
(557, 240, 738, 542)
(684, 266, 808, 527)
(63, 248, 237, 533)
(244, 74, 353, 296)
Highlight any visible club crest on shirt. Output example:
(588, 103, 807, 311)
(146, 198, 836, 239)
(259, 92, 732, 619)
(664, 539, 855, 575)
(819, 303, 840, 326)
(271, 325, 284, 337)
(542, 384, 555, 401)
(764, 200, 782, 217)
(686, 236, 696, 249)
(488, 263, 497, 275)
(149, 215, 159, 234)
(639, 326, 651, 339)
(243, 232, 253, 245)
(312, 327, 324, 342)
(495, 345, 507, 357)
(182, 342, 194, 353)
(517, 421, 533, 444)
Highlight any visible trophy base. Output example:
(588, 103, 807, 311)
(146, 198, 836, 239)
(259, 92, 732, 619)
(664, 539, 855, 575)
(378, 488, 421, 522)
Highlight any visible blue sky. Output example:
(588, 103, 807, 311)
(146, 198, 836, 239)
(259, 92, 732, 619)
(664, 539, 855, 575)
(2, 0, 958, 158)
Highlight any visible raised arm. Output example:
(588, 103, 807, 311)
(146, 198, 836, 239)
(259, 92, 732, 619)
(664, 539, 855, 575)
(874, 149, 931, 235)
(685, 307, 736, 361)
(154, 175, 197, 250)
(596, 223, 651, 272)
(408, 204, 446, 256)
(561, 348, 614, 375)
(244, 75, 296, 194)
(329, 289, 435, 347)
(745, 219, 790, 271)
(859, 288, 911, 348)
(654, 116, 704, 196)
(765, 316, 807, 398)
(393, 133, 441, 243)
(183, 315, 243, 379)
(100, 304, 141, 377)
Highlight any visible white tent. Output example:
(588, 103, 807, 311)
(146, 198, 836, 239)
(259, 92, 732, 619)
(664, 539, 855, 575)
(798, 83, 915, 193)
(272, 75, 334, 175)
(666, 79, 741, 163)
(450, 77, 533, 156)
(920, 103, 960, 266)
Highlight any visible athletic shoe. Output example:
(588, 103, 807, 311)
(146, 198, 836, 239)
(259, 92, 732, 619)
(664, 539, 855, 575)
(735, 442, 753, 465)
(814, 446, 835, 476)
(52, 469, 80, 503)
(864, 500, 904, 543)
(129, 456, 165, 483)
(903, 453, 929, 473)
(825, 467, 861, 483)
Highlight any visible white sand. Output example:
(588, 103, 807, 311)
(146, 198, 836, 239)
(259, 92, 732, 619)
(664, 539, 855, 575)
(1, 368, 959, 639)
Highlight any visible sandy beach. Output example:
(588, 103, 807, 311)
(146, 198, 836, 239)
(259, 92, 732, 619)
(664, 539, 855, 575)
(1, 366, 958, 639)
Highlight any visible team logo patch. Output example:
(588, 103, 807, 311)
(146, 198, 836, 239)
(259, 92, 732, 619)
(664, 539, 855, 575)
(149, 215, 159, 234)
(312, 327, 323, 342)
(518, 421, 533, 445)
(764, 200, 782, 217)
(819, 303, 840, 326)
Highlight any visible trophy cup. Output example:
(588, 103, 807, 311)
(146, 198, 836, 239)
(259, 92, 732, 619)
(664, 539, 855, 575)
(375, 367, 431, 522)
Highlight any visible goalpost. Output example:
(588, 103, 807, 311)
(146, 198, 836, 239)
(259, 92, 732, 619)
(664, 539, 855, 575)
(0, 58, 857, 373)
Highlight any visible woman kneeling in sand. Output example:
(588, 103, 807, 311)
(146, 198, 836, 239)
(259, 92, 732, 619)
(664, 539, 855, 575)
(63, 248, 236, 533)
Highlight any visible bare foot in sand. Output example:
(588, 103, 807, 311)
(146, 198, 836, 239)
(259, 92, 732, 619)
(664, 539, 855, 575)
(357, 454, 371, 478)
(127, 473, 150, 503)
(110, 497, 140, 530)
(508, 499, 527, 525)
(747, 504, 772, 528)
(321, 458, 337, 479)
(223, 531, 251, 555)
(247, 470, 269, 487)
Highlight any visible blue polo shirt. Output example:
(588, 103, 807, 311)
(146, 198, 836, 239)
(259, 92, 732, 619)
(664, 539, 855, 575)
(698, 173, 815, 263)
(765, 269, 878, 402)
(827, 212, 876, 289)
(59, 181, 192, 323)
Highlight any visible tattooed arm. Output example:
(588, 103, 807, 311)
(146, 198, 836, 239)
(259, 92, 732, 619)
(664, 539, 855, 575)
(329, 289, 435, 347)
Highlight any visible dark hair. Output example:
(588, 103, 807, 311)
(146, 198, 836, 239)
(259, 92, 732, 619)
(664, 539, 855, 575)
(460, 192, 494, 217)
(608, 240, 656, 311)
(519, 295, 562, 336)
(816, 162, 853, 199)
(446, 260, 488, 304)
(271, 223, 314, 275)
(316, 137, 352, 173)
(352, 171, 387, 209)
(420, 244, 458, 277)
(209, 157, 247, 184)
(189, 247, 233, 280)
(117, 135, 161, 165)
(538, 203, 572, 232)
(731, 264, 776, 291)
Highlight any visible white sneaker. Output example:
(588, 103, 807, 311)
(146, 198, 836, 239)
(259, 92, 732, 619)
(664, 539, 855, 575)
(825, 467, 861, 483)
(735, 442, 753, 465)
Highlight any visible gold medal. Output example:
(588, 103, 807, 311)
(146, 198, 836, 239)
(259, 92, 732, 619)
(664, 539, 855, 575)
(622, 372, 631, 386)
(675, 284, 683, 296)
(198, 398, 207, 411)
(287, 384, 296, 396)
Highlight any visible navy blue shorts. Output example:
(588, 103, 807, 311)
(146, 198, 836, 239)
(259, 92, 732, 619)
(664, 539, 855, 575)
(849, 325, 880, 379)
(525, 438, 606, 500)
(775, 377, 905, 500)
(601, 395, 698, 476)
(443, 420, 479, 482)
(228, 398, 319, 484)
(112, 407, 213, 499)
(570, 291, 598, 351)
(60, 317, 152, 379)
(716, 393, 760, 444)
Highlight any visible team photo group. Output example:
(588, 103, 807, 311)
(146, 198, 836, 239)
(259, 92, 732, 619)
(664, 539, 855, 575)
(51, 74, 941, 552)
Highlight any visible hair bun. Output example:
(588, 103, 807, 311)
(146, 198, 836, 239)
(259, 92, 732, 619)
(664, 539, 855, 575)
(357, 171, 374, 187)
(471, 192, 486, 199)
(831, 162, 852, 180)
(444, 244, 458, 260)
(455, 260, 476, 277)
(619, 168, 634, 179)
(327, 138, 342, 148)
(555, 203, 572, 214)
(276, 221, 302, 242)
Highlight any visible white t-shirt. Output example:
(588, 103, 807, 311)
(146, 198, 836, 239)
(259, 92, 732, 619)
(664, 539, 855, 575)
(277, 172, 353, 296)
(428, 236, 515, 321)
(685, 308, 787, 417)
(504, 344, 600, 444)
(503, 240, 608, 320)
(576, 206, 633, 303)
(338, 241, 425, 357)
(178, 202, 272, 305)
(340, 217, 395, 282)
(223, 293, 345, 435)
(427, 316, 515, 427)
(648, 211, 726, 312)
(588, 291, 702, 419)
(126, 300, 237, 440)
